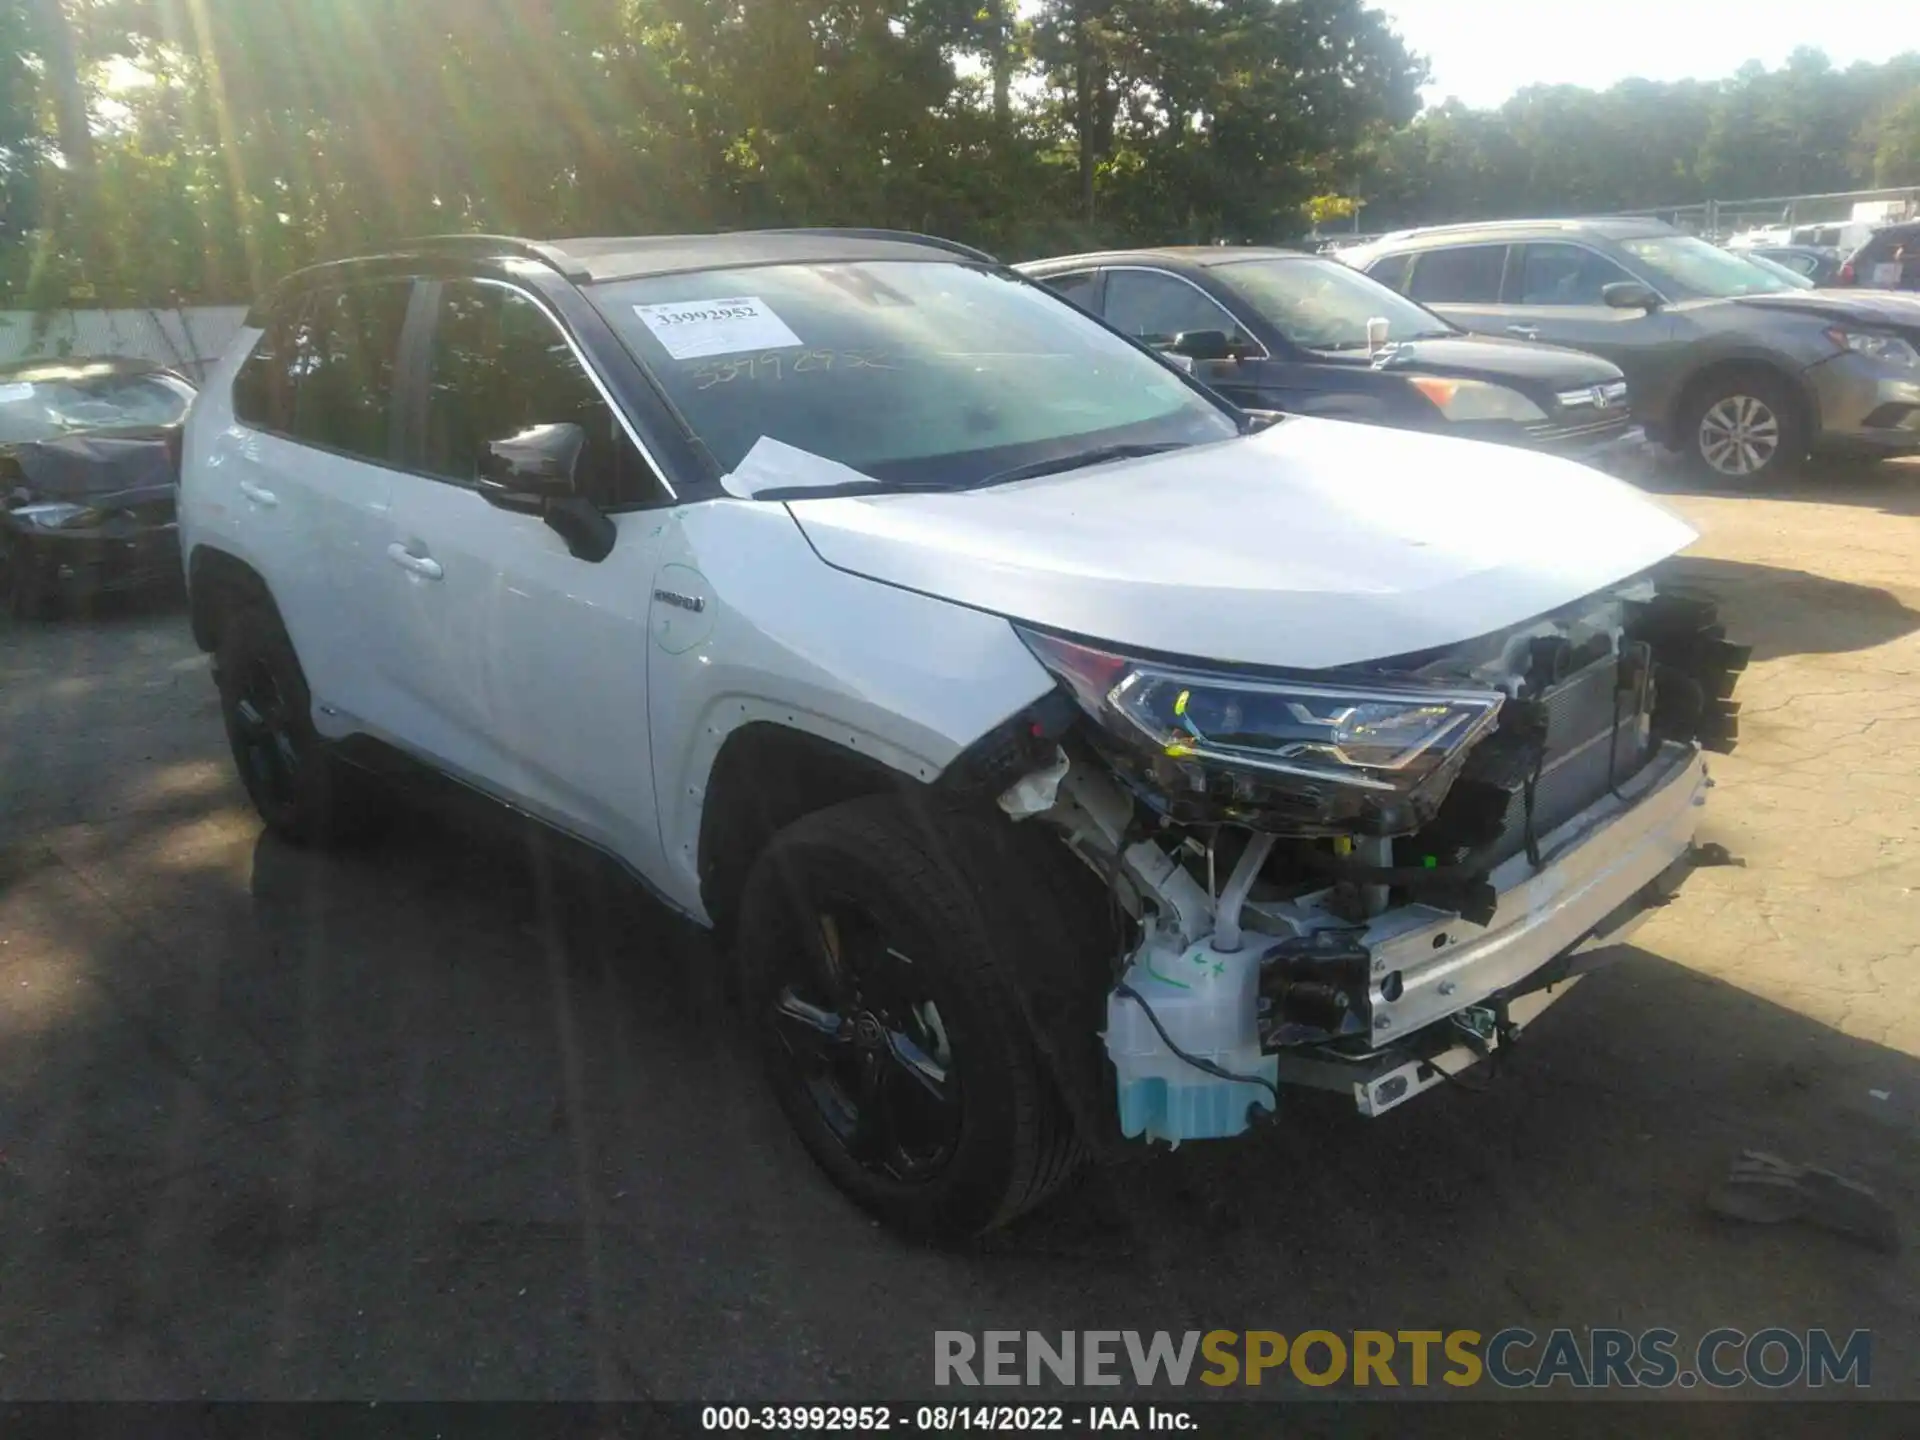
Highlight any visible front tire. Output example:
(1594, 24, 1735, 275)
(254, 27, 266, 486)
(1681, 372, 1806, 484)
(215, 605, 385, 846)
(735, 795, 1084, 1239)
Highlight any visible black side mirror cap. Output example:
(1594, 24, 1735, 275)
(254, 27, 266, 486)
(476, 422, 616, 563)
(1165, 328, 1237, 361)
(1602, 281, 1661, 311)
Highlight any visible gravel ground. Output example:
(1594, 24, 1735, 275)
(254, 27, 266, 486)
(2, 456, 1919, 1405)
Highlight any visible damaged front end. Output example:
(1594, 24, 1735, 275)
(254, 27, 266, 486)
(992, 577, 1748, 1145)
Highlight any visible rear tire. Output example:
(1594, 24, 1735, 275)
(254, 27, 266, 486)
(735, 795, 1085, 1239)
(215, 605, 387, 846)
(1679, 371, 1806, 485)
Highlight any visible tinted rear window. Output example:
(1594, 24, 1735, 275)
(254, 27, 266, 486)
(1407, 245, 1508, 304)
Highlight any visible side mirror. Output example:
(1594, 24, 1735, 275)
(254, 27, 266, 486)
(1165, 329, 1236, 362)
(475, 422, 616, 564)
(1601, 281, 1661, 312)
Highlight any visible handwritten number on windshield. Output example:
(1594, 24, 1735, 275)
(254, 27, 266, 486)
(690, 349, 896, 389)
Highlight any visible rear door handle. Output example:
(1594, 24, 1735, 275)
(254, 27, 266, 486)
(238, 480, 279, 508)
(1505, 325, 1540, 341)
(387, 543, 444, 581)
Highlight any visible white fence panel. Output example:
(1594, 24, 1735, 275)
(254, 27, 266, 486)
(0, 307, 250, 382)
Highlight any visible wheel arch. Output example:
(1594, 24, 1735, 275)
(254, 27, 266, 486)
(695, 721, 917, 940)
(1663, 355, 1819, 451)
(187, 544, 280, 655)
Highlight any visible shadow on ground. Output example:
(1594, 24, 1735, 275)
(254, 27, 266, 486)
(5, 763, 1920, 1401)
(1653, 554, 1920, 662)
(1633, 455, 1920, 518)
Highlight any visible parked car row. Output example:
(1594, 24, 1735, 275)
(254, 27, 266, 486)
(1338, 217, 1920, 481)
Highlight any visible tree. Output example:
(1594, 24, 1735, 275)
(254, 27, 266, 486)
(1871, 89, 1920, 185)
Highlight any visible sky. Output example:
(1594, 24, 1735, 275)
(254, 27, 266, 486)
(1377, 0, 1917, 109)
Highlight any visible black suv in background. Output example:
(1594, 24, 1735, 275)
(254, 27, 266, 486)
(1836, 221, 1919, 292)
(1019, 247, 1637, 463)
(1345, 218, 1920, 483)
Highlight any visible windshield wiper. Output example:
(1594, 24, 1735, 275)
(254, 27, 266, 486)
(972, 442, 1189, 489)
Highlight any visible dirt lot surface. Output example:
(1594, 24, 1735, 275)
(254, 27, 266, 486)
(3, 458, 1920, 1406)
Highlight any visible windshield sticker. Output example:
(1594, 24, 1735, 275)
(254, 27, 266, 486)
(633, 296, 802, 361)
(720, 436, 879, 501)
(0, 383, 37, 404)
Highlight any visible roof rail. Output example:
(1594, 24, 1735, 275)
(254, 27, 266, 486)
(752, 227, 999, 264)
(396, 234, 592, 281)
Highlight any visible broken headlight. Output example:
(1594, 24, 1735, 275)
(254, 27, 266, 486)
(11, 501, 105, 531)
(1018, 627, 1504, 835)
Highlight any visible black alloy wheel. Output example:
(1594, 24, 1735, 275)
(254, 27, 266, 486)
(735, 795, 1086, 1238)
(768, 896, 962, 1183)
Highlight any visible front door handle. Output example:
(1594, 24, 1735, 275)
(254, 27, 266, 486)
(1505, 325, 1540, 341)
(387, 543, 444, 581)
(238, 480, 279, 508)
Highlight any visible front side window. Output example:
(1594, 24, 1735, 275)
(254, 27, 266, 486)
(1616, 235, 1790, 298)
(421, 281, 663, 505)
(1514, 244, 1637, 306)
(1042, 271, 1100, 310)
(289, 282, 413, 461)
(1407, 245, 1508, 304)
(1215, 257, 1451, 350)
(590, 262, 1239, 489)
(1102, 270, 1248, 348)
(1363, 252, 1413, 293)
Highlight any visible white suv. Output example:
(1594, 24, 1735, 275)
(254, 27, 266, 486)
(180, 230, 1746, 1237)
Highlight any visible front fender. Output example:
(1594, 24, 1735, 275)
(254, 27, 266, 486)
(646, 500, 1054, 920)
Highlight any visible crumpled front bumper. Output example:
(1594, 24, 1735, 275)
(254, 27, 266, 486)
(1272, 740, 1710, 1115)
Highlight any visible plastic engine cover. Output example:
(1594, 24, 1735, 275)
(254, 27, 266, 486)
(1105, 939, 1278, 1144)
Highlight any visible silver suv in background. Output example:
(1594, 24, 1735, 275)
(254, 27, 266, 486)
(1344, 218, 1920, 483)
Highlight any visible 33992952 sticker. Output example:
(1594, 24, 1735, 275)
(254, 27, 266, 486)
(633, 296, 803, 360)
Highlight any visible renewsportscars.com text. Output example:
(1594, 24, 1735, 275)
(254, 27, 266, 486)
(934, 1328, 1871, 1390)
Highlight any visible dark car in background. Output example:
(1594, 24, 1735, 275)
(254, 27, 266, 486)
(1344, 218, 1920, 483)
(1836, 221, 1919, 292)
(1017, 247, 1638, 463)
(0, 357, 196, 618)
(1746, 245, 1843, 286)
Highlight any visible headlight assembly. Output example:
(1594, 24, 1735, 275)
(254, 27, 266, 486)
(1018, 627, 1505, 835)
(1827, 328, 1919, 369)
(12, 501, 106, 531)
(1407, 376, 1547, 423)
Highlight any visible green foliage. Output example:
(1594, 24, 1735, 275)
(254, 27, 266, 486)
(1367, 52, 1920, 228)
(1872, 89, 1920, 186)
(0, 0, 1423, 302)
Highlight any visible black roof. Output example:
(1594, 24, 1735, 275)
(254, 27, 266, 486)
(1020, 245, 1309, 273)
(273, 228, 996, 296)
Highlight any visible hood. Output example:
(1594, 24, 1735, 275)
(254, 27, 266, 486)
(1733, 289, 1920, 329)
(3, 432, 178, 505)
(1360, 333, 1621, 387)
(785, 418, 1696, 671)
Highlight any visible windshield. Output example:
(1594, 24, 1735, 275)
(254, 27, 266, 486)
(1216, 256, 1451, 349)
(593, 262, 1240, 488)
(1618, 236, 1795, 299)
(0, 370, 195, 446)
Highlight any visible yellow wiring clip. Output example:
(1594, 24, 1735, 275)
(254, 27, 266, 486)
(1165, 742, 1194, 758)
(1333, 836, 1354, 857)
(1173, 689, 1190, 717)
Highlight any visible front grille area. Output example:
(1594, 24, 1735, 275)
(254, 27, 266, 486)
(1523, 409, 1635, 449)
(1486, 652, 1648, 864)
